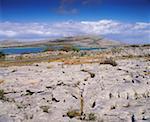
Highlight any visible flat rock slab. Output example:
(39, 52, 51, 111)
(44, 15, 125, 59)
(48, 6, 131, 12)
(0, 57, 150, 122)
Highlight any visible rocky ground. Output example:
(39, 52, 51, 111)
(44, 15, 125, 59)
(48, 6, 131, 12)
(0, 46, 150, 122)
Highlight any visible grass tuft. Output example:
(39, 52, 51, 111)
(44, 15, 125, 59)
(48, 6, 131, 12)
(0, 89, 5, 100)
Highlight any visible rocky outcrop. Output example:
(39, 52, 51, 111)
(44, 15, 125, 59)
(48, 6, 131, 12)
(0, 56, 149, 121)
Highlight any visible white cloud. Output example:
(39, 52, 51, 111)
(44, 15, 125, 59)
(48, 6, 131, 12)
(0, 30, 17, 37)
(0, 20, 149, 44)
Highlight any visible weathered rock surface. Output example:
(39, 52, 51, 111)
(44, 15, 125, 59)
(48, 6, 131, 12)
(0, 48, 150, 122)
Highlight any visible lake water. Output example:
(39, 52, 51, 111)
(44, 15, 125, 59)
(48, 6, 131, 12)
(0, 47, 45, 55)
(0, 46, 105, 55)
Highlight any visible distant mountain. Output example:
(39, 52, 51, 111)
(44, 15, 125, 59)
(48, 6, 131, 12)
(0, 40, 23, 45)
(0, 35, 124, 48)
(0, 40, 48, 48)
(48, 35, 124, 48)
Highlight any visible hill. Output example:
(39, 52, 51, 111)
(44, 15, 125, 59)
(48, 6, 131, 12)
(50, 35, 123, 48)
(0, 35, 123, 48)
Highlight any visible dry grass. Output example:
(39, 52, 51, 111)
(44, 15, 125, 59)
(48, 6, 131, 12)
(0, 79, 4, 84)
(0, 47, 149, 67)
(63, 55, 104, 65)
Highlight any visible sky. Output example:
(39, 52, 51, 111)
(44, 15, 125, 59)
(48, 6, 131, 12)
(0, 0, 150, 44)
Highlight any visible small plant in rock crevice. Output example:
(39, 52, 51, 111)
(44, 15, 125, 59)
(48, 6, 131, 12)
(0, 89, 9, 101)
(40, 106, 50, 113)
(88, 113, 97, 121)
(0, 89, 5, 100)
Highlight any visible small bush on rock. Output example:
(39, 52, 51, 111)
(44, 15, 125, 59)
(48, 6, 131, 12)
(60, 45, 80, 52)
(0, 52, 5, 59)
(88, 113, 97, 121)
(100, 58, 117, 66)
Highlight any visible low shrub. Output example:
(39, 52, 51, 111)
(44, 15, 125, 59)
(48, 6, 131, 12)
(100, 58, 117, 66)
(88, 113, 97, 121)
(60, 45, 80, 52)
(43, 47, 54, 52)
(0, 51, 5, 59)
